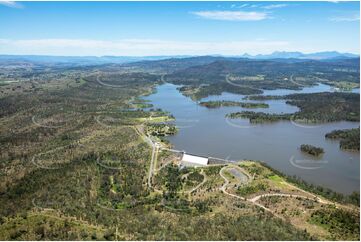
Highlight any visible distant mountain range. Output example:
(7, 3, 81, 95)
(0, 55, 190, 64)
(0, 51, 358, 65)
(239, 51, 359, 60)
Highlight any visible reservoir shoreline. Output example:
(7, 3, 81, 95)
(144, 83, 360, 194)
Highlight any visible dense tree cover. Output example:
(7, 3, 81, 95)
(0, 155, 315, 240)
(154, 165, 211, 213)
(300, 144, 324, 157)
(226, 111, 291, 123)
(286, 92, 359, 122)
(123, 56, 228, 73)
(199, 100, 269, 109)
(228, 92, 359, 123)
(179, 82, 262, 100)
(145, 123, 178, 137)
(183, 170, 204, 191)
(98, 152, 150, 210)
(0, 213, 108, 240)
(246, 95, 287, 101)
(325, 128, 360, 151)
(165, 58, 359, 100)
(186, 171, 204, 183)
(0, 69, 162, 187)
(203, 165, 223, 176)
(163, 164, 183, 198)
(309, 207, 360, 240)
(237, 182, 268, 196)
(96, 72, 159, 87)
(166, 58, 360, 86)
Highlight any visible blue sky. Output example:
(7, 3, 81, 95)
(0, 1, 359, 56)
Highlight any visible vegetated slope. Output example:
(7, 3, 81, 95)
(162, 58, 359, 100)
(228, 92, 360, 123)
(166, 58, 360, 85)
(0, 152, 314, 240)
(0, 59, 359, 241)
(0, 63, 316, 240)
(287, 92, 360, 122)
(123, 56, 233, 73)
(179, 82, 263, 100)
(309, 207, 359, 240)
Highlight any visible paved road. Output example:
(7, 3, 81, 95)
(219, 165, 289, 219)
(133, 126, 157, 188)
(218, 163, 339, 220)
(147, 144, 156, 187)
(249, 193, 316, 203)
(281, 182, 335, 206)
(160, 147, 184, 153)
(219, 166, 247, 201)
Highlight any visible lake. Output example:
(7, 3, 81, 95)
(145, 83, 360, 194)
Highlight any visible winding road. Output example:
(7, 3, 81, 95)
(132, 125, 158, 188)
(219, 165, 279, 216)
(186, 169, 207, 194)
(218, 164, 336, 219)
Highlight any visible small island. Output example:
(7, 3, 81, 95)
(226, 111, 291, 123)
(243, 95, 284, 101)
(300, 144, 324, 157)
(199, 100, 269, 109)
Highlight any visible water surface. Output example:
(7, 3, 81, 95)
(145, 83, 360, 194)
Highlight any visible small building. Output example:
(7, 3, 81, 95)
(181, 153, 209, 167)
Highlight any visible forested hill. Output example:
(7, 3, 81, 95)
(122, 56, 233, 72)
(165, 58, 360, 85)
(228, 92, 360, 123)
(287, 92, 360, 122)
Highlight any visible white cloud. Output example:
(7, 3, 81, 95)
(238, 4, 249, 9)
(329, 14, 360, 22)
(0, 1, 23, 8)
(262, 4, 288, 10)
(0, 38, 291, 56)
(192, 10, 268, 21)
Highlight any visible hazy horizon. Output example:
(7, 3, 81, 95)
(0, 50, 359, 58)
(0, 1, 359, 56)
